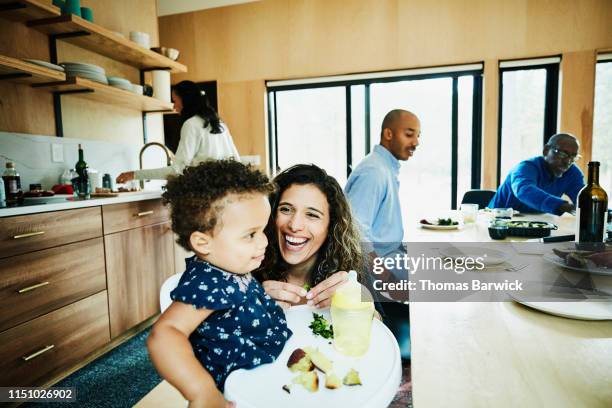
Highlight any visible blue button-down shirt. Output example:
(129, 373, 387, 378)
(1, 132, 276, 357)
(345, 144, 403, 244)
(489, 156, 584, 215)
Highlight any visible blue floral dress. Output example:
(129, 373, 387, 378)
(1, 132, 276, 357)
(170, 256, 292, 390)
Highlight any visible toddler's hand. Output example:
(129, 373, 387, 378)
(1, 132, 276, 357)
(188, 394, 235, 408)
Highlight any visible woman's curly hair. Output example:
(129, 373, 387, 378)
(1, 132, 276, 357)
(255, 164, 364, 285)
(163, 159, 275, 251)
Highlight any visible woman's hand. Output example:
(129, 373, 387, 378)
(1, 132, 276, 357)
(262, 280, 307, 308)
(116, 171, 135, 184)
(306, 271, 349, 309)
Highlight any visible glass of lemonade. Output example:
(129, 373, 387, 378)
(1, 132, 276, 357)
(460, 203, 479, 224)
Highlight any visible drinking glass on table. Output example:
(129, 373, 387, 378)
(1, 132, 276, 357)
(460, 203, 479, 224)
(493, 208, 513, 219)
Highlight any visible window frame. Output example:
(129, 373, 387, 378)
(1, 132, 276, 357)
(266, 65, 484, 209)
(496, 58, 560, 186)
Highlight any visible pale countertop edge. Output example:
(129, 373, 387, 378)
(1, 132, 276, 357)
(0, 190, 164, 217)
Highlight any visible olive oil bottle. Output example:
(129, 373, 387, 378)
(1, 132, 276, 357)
(576, 161, 608, 249)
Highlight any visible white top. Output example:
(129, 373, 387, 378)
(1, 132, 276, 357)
(134, 115, 240, 180)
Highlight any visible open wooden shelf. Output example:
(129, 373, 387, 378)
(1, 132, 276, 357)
(0, 0, 59, 22)
(33, 76, 174, 112)
(0, 0, 187, 73)
(0, 54, 65, 84)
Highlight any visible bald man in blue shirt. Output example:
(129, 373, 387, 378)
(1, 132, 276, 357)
(345, 109, 421, 360)
(489, 133, 585, 215)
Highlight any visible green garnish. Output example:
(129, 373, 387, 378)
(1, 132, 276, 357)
(437, 218, 459, 226)
(302, 284, 311, 291)
(309, 313, 334, 339)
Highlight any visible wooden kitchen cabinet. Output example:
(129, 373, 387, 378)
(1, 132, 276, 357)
(0, 206, 102, 258)
(0, 237, 106, 332)
(103, 200, 175, 338)
(0, 291, 110, 387)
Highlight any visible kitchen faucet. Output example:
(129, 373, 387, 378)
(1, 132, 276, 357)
(139, 142, 175, 189)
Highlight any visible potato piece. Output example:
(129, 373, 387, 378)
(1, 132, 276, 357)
(292, 371, 319, 392)
(304, 347, 333, 374)
(325, 372, 342, 389)
(287, 348, 314, 372)
(343, 368, 362, 386)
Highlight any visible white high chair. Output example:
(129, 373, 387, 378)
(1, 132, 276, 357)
(159, 272, 183, 312)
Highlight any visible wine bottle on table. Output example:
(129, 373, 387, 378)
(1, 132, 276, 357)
(576, 161, 608, 249)
(75, 144, 90, 199)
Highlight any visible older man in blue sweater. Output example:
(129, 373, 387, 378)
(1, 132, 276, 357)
(489, 133, 585, 215)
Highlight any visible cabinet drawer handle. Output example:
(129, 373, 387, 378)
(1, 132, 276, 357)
(136, 211, 154, 217)
(18, 281, 50, 294)
(22, 345, 55, 361)
(13, 231, 45, 239)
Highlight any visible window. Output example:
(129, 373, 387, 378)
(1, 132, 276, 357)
(592, 55, 612, 193)
(498, 57, 560, 185)
(267, 64, 483, 221)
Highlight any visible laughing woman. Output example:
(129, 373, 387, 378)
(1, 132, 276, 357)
(255, 164, 366, 309)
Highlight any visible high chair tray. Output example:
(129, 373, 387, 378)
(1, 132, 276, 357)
(224, 305, 401, 408)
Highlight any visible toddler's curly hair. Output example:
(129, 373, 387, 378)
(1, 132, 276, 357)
(162, 159, 275, 251)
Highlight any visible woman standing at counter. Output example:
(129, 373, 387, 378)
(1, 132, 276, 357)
(255, 164, 365, 309)
(116, 80, 240, 183)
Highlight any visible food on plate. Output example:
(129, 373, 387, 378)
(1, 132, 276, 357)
(325, 372, 342, 389)
(309, 313, 334, 339)
(284, 346, 362, 392)
(420, 218, 459, 226)
(95, 187, 111, 193)
(23, 189, 55, 197)
(552, 247, 612, 268)
(303, 347, 333, 374)
(292, 370, 319, 392)
(52, 184, 74, 194)
(342, 368, 362, 386)
(437, 218, 459, 226)
(287, 348, 314, 372)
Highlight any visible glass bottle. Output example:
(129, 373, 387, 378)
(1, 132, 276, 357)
(2, 162, 23, 206)
(75, 144, 90, 199)
(576, 161, 608, 249)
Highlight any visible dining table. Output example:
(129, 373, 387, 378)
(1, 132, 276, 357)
(406, 211, 612, 407)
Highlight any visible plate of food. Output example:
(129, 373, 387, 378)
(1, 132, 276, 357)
(543, 246, 612, 276)
(224, 305, 401, 408)
(419, 218, 461, 230)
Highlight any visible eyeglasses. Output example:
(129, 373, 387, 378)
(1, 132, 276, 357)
(550, 147, 581, 162)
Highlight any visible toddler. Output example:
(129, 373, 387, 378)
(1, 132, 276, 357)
(147, 160, 292, 408)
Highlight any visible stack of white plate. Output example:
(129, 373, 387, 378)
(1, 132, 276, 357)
(107, 76, 133, 91)
(60, 62, 108, 84)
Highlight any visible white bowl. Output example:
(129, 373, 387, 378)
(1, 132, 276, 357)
(164, 48, 179, 61)
(129, 31, 150, 49)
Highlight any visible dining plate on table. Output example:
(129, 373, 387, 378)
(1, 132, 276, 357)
(543, 252, 612, 276)
(510, 292, 612, 320)
(224, 305, 401, 408)
(439, 246, 510, 265)
(419, 220, 461, 230)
